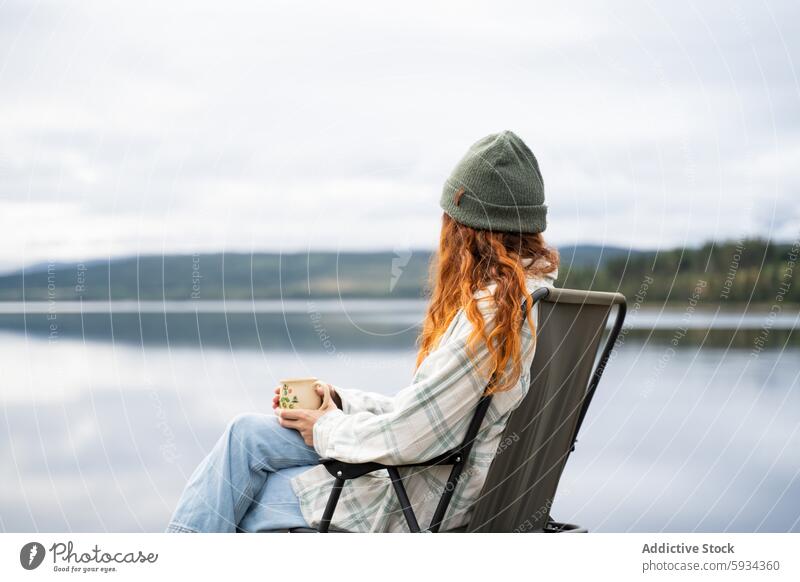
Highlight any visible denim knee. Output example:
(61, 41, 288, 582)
(225, 411, 318, 467)
(227, 413, 280, 445)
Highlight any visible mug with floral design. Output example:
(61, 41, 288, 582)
(278, 377, 324, 410)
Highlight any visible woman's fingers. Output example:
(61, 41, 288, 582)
(318, 384, 336, 410)
(277, 415, 302, 429)
(314, 382, 329, 397)
(314, 382, 334, 405)
(278, 408, 307, 421)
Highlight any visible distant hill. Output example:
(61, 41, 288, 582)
(0, 241, 795, 304)
(0, 252, 433, 301)
(556, 244, 650, 269)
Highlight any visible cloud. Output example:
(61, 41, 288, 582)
(0, 0, 798, 270)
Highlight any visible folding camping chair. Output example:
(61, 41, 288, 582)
(313, 286, 627, 533)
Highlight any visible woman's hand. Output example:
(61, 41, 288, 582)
(276, 383, 339, 447)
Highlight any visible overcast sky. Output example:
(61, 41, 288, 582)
(1, 0, 798, 271)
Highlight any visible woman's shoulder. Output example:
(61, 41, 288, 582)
(525, 263, 558, 294)
(472, 259, 558, 302)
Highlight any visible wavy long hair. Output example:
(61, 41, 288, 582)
(416, 213, 559, 394)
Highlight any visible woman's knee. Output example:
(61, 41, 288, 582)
(224, 412, 313, 466)
(226, 413, 280, 444)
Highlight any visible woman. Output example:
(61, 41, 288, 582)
(167, 130, 559, 533)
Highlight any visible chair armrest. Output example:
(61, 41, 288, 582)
(319, 448, 465, 480)
(319, 458, 388, 480)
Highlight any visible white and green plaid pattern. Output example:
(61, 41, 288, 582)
(291, 271, 556, 532)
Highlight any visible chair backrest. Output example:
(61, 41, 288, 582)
(466, 287, 626, 532)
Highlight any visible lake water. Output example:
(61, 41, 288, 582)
(1, 300, 798, 532)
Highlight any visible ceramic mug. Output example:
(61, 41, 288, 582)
(278, 377, 324, 410)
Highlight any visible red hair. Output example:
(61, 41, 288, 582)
(416, 213, 559, 393)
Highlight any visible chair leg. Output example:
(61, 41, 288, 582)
(318, 477, 344, 533)
(387, 467, 421, 532)
(428, 461, 464, 533)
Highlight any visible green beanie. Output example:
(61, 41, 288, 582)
(440, 130, 547, 234)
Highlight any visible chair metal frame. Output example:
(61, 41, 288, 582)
(317, 286, 627, 533)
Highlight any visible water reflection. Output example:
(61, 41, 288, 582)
(0, 302, 798, 532)
(1, 302, 798, 350)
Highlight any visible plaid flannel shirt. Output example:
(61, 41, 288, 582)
(291, 268, 557, 532)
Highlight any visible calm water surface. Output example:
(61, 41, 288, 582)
(0, 301, 798, 532)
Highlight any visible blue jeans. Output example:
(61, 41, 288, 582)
(167, 413, 319, 532)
